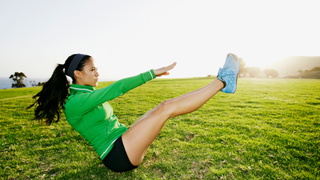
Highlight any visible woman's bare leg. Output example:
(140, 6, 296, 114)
(122, 79, 224, 166)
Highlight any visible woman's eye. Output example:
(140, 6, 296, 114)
(91, 67, 98, 71)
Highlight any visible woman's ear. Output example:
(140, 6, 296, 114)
(74, 70, 82, 79)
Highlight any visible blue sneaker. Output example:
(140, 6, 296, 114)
(217, 53, 239, 93)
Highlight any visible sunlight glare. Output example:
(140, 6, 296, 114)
(239, 51, 290, 68)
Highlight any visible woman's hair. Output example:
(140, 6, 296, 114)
(27, 54, 91, 125)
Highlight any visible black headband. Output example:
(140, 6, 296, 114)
(66, 54, 85, 78)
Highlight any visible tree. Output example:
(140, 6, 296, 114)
(38, 82, 46, 86)
(9, 72, 27, 88)
(310, 66, 320, 72)
(238, 58, 248, 77)
(30, 80, 37, 87)
(295, 66, 320, 79)
(263, 69, 279, 78)
(247, 67, 262, 77)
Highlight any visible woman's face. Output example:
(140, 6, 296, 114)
(74, 58, 99, 87)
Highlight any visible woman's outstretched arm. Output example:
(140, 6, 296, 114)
(65, 62, 177, 117)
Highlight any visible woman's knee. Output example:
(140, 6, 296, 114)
(158, 99, 175, 117)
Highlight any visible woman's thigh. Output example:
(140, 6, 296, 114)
(122, 103, 172, 166)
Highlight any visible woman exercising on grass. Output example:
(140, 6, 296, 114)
(28, 53, 239, 172)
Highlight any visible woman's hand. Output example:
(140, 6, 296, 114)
(153, 62, 177, 77)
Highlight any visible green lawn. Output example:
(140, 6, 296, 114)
(0, 78, 319, 179)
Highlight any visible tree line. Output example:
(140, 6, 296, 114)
(9, 72, 45, 88)
(293, 67, 320, 79)
(238, 58, 279, 78)
(212, 58, 319, 79)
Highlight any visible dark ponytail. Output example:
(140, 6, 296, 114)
(27, 54, 91, 125)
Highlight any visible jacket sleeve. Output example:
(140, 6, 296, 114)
(65, 70, 156, 116)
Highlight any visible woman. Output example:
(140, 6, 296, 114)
(28, 53, 239, 172)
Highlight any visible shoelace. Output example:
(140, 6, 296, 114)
(218, 68, 236, 77)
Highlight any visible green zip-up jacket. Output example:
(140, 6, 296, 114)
(64, 70, 156, 160)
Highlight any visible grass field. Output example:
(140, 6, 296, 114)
(0, 77, 319, 179)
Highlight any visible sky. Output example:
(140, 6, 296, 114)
(1, 0, 319, 81)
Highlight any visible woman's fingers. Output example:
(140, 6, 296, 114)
(168, 62, 177, 68)
(154, 62, 177, 77)
(167, 62, 177, 71)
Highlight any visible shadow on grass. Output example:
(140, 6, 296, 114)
(55, 164, 137, 180)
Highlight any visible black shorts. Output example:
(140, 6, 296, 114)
(102, 136, 139, 172)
